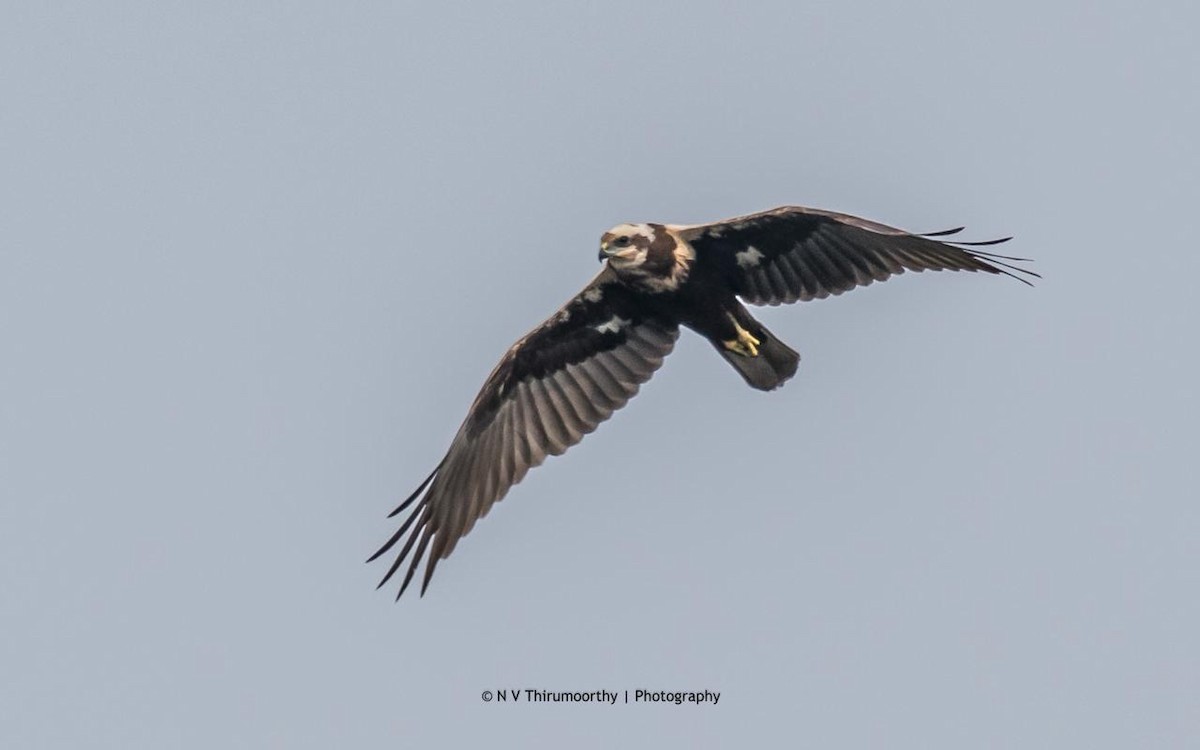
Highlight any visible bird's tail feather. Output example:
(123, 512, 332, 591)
(716, 325, 800, 391)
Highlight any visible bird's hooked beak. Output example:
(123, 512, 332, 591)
(598, 240, 609, 263)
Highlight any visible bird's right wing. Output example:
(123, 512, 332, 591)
(369, 266, 679, 599)
(675, 205, 1037, 306)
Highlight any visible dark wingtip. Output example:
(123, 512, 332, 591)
(387, 462, 442, 518)
(977, 254, 1040, 287)
(964, 247, 1035, 264)
(390, 527, 434, 602)
(920, 226, 966, 237)
(396, 568, 417, 601)
(1004, 271, 1038, 287)
(953, 236, 1013, 247)
(966, 242, 1041, 285)
(419, 555, 441, 597)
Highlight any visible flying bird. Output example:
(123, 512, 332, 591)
(370, 205, 1036, 598)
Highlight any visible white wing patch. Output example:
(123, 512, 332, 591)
(594, 315, 630, 334)
(583, 287, 604, 303)
(736, 245, 765, 268)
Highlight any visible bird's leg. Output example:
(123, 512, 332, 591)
(722, 319, 761, 357)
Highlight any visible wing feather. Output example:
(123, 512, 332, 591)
(544, 373, 583, 441)
(576, 358, 623, 407)
(529, 377, 570, 455)
(773, 256, 803, 300)
(492, 401, 516, 501)
(514, 380, 547, 459)
(677, 205, 1037, 305)
(371, 268, 680, 597)
(765, 262, 793, 302)
(561, 366, 605, 425)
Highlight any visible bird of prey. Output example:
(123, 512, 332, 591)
(369, 205, 1036, 598)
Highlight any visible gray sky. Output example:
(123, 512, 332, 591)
(3, 2, 1197, 747)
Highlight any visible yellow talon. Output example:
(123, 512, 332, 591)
(722, 323, 760, 357)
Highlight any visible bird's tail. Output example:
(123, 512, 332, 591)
(716, 323, 801, 391)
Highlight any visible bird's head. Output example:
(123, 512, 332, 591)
(599, 223, 658, 269)
(598, 222, 695, 291)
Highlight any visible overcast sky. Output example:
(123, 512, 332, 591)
(3, 2, 1198, 747)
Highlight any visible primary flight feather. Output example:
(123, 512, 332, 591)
(369, 205, 1037, 598)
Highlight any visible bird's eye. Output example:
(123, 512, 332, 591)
(615, 236, 631, 247)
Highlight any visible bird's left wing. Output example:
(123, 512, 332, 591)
(675, 205, 1037, 306)
(369, 266, 679, 598)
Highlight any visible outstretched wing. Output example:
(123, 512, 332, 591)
(676, 206, 1037, 306)
(369, 267, 679, 598)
